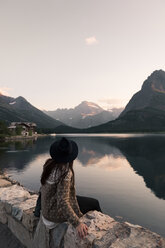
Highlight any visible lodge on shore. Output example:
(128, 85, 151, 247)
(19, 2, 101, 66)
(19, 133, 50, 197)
(8, 122, 37, 136)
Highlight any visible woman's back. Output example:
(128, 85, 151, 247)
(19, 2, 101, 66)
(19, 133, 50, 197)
(41, 165, 82, 227)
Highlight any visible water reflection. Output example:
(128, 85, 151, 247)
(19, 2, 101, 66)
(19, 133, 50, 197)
(75, 135, 165, 200)
(0, 137, 51, 171)
(110, 136, 165, 200)
(76, 137, 123, 165)
(0, 135, 165, 200)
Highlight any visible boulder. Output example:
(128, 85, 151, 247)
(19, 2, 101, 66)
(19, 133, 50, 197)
(64, 211, 165, 248)
(0, 178, 12, 187)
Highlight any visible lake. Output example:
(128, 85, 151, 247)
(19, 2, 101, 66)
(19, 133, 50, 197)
(0, 134, 165, 237)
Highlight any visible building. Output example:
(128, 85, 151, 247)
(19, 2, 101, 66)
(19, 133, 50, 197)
(8, 122, 37, 136)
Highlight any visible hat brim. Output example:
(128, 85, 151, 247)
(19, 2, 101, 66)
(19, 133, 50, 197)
(50, 140, 78, 163)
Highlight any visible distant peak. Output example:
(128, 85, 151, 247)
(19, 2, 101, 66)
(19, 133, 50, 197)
(151, 69, 165, 75)
(147, 69, 165, 80)
(80, 101, 91, 105)
(79, 101, 102, 108)
(142, 69, 165, 93)
(15, 96, 27, 101)
(74, 101, 104, 116)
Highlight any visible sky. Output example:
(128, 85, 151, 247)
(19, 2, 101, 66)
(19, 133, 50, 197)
(0, 0, 165, 110)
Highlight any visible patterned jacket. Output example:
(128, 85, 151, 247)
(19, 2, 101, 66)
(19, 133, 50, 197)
(41, 166, 83, 227)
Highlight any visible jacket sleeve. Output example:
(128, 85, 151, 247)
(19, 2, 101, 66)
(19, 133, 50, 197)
(70, 187, 83, 218)
(56, 170, 81, 228)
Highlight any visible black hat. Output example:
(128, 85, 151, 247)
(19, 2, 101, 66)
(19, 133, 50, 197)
(49, 137, 78, 163)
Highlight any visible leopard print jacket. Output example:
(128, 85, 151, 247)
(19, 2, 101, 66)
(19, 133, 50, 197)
(41, 167, 83, 227)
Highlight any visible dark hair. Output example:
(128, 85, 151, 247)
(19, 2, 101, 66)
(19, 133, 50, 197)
(40, 158, 74, 185)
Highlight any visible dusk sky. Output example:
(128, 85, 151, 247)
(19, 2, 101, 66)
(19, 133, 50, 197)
(0, 0, 165, 110)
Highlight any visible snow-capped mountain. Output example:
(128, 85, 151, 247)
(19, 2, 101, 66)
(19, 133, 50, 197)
(44, 101, 123, 128)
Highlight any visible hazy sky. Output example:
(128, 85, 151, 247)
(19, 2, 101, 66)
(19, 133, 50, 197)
(0, 0, 165, 110)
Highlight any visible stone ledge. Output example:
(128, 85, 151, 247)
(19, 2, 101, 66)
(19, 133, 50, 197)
(22, 208, 39, 232)
(0, 201, 8, 224)
(64, 211, 165, 248)
(0, 174, 165, 248)
(0, 179, 12, 187)
(7, 214, 34, 247)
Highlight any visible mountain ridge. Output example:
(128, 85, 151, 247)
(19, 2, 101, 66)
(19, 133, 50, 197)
(84, 69, 165, 133)
(54, 69, 165, 133)
(120, 69, 165, 117)
(44, 101, 123, 128)
(0, 94, 63, 129)
(2, 69, 164, 133)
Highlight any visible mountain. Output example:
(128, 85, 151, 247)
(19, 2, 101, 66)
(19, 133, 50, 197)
(45, 101, 123, 128)
(0, 93, 14, 104)
(82, 70, 165, 133)
(120, 69, 165, 117)
(0, 94, 63, 129)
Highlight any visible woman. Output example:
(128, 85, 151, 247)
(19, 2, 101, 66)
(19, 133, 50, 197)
(40, 137, 88, 239)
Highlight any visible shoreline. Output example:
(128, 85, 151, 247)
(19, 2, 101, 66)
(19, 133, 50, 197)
(2, 132, 165, 141)
(4, 133, 50, 141)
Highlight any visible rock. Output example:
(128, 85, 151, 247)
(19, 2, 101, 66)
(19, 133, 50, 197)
(0, 185, 30, 204)
(64, 211, 165, 248)
(0, 222, 25, 248)
(22, 208, 39, 232)
(7, 214, 33, 248)
(0, 202, 8, 224)
(12, 194, 38, 221)
(4, 201, 12, 214)
(0, 184, 34, 221)
(0, 179, 12, 187)
(64, 211, 116, 248)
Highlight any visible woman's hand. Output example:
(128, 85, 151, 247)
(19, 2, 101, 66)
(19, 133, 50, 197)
(76, 223, 88, 239)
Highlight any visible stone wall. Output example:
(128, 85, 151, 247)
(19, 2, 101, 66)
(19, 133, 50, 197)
(0, 174, 40, 247)
(0, 173, 165, 248)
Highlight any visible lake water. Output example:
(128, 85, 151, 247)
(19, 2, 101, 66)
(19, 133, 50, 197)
(0, 134, 165, 237)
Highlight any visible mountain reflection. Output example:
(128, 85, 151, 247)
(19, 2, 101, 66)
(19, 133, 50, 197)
(0, 135, 165, 200)
(110, 136, 165, 200)
(75, 137, 123, 165)
(65, 135, 165, 200)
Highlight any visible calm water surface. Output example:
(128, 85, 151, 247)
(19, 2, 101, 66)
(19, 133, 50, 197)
(0, 134, 165, 237)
